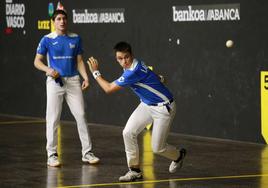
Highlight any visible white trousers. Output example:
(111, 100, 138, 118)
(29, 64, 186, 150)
(123, 102, 180, 167)
(46, 75, 92, 157)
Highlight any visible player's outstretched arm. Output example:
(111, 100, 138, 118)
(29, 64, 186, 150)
(87, 57, 122, 94)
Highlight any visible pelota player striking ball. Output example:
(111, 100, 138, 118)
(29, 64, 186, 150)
(87, 41, 186, 182)
(34, 9, 100, 167)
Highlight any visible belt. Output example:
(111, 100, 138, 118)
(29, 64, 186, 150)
(149, 99, 174, 106)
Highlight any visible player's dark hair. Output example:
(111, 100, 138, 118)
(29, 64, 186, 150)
(52, 10, 67, 21)
(113, 41, 132, 54)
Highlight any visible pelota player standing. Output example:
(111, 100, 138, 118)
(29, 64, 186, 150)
(87, 41, 186, 182)
(34, 10, 99, 167)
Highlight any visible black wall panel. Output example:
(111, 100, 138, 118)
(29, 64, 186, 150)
(1, 0, 268, 143)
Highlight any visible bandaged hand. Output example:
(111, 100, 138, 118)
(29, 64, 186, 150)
(87, 57, 99, 73)
(87, 57, 101, 79)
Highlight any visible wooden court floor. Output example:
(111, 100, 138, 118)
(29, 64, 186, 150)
(0, 114, 268, 188)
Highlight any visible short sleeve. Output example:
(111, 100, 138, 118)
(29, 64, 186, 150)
(36, 37, 47, 55)
(77, 36, 83, 55)
(114, 71, 141, 87)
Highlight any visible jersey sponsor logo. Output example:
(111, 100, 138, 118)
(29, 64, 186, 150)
(69, 43, 76, 49)
(52, 41, 58, 45)
(118, 76, 125, 82)
(53, 56, 73, 60)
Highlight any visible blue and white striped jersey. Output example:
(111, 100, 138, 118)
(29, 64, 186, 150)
(114, 59, 173, 105)
(36, 32, 83, 77)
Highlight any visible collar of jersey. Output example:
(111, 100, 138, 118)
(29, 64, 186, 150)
(124, 58, 138, 71)
(48, 31, 77, 39)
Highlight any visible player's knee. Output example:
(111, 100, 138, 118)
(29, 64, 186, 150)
(122, 129, 136, 139)
(72, 111, 86, 120)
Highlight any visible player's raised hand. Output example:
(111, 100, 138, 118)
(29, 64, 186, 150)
(87, 57, 99, 73)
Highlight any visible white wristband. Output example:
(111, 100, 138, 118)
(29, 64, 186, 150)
(92, 70, 101, 79)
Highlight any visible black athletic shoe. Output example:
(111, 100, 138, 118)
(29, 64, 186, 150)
(169, 148, 186, 173)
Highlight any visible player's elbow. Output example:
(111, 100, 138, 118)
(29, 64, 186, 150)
(34, 60, 39, 68)
(103, 89, 111, 94)
(104, 88, 115, 94)
(34, 59, 40, 69)
(103, 84, 120, 94)
(34, 55, 44, 69)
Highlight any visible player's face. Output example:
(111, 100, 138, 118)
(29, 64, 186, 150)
(54, 14, 67, 34)
(116, 51, 133, 69)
